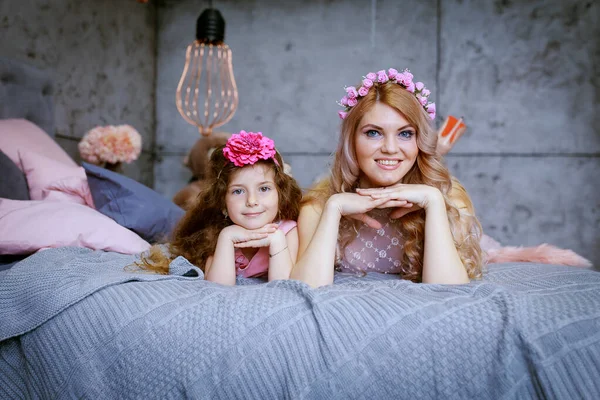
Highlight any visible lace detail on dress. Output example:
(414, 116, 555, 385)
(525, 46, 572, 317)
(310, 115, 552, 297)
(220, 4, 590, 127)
(337, 209, 405, 275)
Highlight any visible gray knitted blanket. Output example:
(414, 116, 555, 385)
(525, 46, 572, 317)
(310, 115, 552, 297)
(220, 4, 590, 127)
(1, 247, 599, 399)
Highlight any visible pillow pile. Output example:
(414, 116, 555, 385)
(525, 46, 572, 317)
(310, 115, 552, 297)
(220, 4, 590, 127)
(0, 118, 175, 256)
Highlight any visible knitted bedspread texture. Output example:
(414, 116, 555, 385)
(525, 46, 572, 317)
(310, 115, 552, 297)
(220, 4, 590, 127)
(1, 247, 599, 399)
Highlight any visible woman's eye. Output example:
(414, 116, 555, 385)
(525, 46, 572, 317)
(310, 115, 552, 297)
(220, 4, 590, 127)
(399, 130, 415, 140)
(259, 186, 271, 193)
(365, 129, 381, 138)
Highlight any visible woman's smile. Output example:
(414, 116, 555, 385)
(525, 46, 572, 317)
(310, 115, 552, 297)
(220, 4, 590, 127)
(375, 158, 402, 169)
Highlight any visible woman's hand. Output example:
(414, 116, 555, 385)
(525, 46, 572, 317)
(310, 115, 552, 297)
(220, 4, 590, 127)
(326, 192, 410, 229)
(356, 184, 444, 219)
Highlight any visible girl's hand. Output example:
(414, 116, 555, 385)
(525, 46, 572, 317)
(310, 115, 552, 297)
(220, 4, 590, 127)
(356, 184, 444, 219)
(221, 223, 278, 245)
(233, 228, 286, 250)
(327, 192, 410, 229)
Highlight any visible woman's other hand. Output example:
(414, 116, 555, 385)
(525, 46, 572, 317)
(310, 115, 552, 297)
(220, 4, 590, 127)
(327, 192, 409, 229)
(356, 184, 444, 219)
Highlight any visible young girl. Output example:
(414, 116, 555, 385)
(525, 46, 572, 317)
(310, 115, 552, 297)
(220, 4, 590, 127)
(291, 68, 483, 287)
(141, 131, 303, 285)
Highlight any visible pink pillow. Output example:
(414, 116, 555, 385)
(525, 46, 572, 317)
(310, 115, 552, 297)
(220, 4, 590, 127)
(0, 199, 150, 255)
(19, 150, 94, 207)
(0, 119, 76, 169)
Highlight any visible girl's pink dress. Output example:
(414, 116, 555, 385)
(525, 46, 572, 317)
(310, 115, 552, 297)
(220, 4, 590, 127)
(234, 220, 297, 278)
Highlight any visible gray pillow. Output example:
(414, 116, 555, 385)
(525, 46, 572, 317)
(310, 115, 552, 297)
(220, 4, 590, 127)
(83, 162, 185, 243)
(0, 150, 30, 200)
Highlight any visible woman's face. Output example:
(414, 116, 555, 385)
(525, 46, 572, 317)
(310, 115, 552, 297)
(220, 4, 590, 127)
(354, 102, 419, 188)
(225, 164, 279, 230)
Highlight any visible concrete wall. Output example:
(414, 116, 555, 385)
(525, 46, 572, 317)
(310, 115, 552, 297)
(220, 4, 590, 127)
(155, 0, 599, 265)
(0, 0, 156, 186)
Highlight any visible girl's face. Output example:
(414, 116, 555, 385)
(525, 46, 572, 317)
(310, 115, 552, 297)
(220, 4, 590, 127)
(354, 102, 419, 188)
(225, 164, 279, 230)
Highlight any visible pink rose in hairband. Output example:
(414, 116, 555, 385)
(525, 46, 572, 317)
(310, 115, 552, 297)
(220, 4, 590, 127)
(347, 97, 358, 107)
(338, 111, 348, 120)
(358, 86, 369, 96)
(422, 88, 431, 97)
(406, 82, 416, 93)
(397, 72, 413, 86)
(346, 86, 358, 99)
(366, 72, 377, 80)
(223, 130, 277, 167)
(387, 68, 399, 79)
(417, 95, 428, 106)
(340, 96, 349, 106)
(377, 70, 389, 83)
(426, 103, 436, 120)
(415, 82, 424, 91)
(362, 78, 373, 88)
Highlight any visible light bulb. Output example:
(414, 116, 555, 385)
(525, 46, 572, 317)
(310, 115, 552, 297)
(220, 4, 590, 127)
(176, 9, 238, 136)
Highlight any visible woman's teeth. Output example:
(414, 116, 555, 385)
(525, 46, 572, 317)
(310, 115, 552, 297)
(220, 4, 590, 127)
(376, 160, 399, 166)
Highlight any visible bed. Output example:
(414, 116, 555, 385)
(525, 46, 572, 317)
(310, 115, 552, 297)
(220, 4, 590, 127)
(1, 57, 600, 399)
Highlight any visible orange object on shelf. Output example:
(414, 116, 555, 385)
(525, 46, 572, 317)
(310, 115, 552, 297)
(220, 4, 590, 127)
(440, 115, 466, 142)
(436, 115, 467, 156)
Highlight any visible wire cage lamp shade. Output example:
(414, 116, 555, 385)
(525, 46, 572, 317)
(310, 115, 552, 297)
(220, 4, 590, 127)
(176, 8, 238, 137)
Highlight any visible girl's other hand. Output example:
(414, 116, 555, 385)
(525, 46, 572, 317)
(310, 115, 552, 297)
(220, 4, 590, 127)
(233, 228, 286, 249)
(221, 223, 278, 245)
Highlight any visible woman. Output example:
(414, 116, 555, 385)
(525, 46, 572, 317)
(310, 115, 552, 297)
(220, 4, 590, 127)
(290, 68, 483, 287)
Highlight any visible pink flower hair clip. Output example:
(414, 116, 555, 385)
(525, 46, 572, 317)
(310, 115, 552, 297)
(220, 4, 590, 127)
(223, 130, 279, 167)
(337, 68, 436, 120)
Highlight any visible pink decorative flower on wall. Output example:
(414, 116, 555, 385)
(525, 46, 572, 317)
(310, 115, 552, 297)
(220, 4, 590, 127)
(78, 125, 142, 165)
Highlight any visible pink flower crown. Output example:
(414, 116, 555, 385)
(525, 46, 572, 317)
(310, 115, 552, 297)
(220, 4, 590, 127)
(223, 130, 279, 167)
(337, 68, 436, 120)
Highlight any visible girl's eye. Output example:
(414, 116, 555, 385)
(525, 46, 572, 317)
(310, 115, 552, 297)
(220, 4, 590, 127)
(399, 130, 415, 140)
(232, 189, 244, 195)
(259, 186, 272, 193)
(365, 129, 381, 138)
